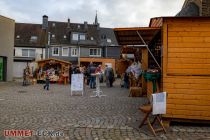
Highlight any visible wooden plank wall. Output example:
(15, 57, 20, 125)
(163, 18, 210, 121)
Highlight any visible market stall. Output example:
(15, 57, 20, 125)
(114, 17, 210, 124)
(150, 17, 210, 123)
(114, 27, 160, 95)
(36, 58, 71, 84)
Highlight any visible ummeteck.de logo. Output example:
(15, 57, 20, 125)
(4, 130, 33, 137)
(4, 129, 64, 137)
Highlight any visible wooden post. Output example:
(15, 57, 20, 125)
(142, 48, 148, 95)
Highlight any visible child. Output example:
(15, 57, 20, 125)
(43, 71, 50, 90)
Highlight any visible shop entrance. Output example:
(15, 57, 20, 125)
(0, 57, 6, 81)
(0, 57, 3, 81)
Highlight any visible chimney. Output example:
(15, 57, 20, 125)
(84, 21, 88, 30)
(42, 15, 48, 29)
(67, 18, 70, 28)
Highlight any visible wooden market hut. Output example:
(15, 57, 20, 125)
(114, 17, 210, 124)
(37, 58, 71, 83)
(114, 27, 161, 95)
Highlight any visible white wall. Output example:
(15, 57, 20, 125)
(14, 47, 45, 61)
(0, 16, 15, 81)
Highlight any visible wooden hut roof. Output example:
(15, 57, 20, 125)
(113, 27, 160, 46)
(37, 58, 71, 65)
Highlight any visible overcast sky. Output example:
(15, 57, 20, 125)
(0, 0, 185, 27)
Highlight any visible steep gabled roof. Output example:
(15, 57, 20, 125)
(48, 21, 100, 46)
(99, 27, 119, 46)
(15, 23, 46, 47)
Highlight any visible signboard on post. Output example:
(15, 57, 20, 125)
(71, 74, 84, 96)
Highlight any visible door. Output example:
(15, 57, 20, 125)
(13, 62, 27, 78)
(0, 57, 3, 81)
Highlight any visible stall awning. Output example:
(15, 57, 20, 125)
(37, 58, 71, 66)
(114, 27, 161, 69)
(114, 27, 160, 46)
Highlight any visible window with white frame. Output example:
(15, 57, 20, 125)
(72, 33, 79, 41)
(89, 48, 101, 57)
(71, 48, 77, 57)
(80, 34, 85, 40)
(62, 47, 69, 56)
(52, 47, 59, 56)
(22, 49, 36, 57)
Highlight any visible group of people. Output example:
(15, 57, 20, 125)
(86, 63, 115, 89)
(23, 62, 116, 91)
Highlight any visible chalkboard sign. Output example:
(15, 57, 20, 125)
(71, 74, 84, 96)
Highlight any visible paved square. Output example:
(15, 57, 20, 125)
(0, 81, 210, 140)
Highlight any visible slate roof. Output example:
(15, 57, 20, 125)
(176, 2, 200, 16)
(99, 27, 119, 46)
(48, 21, 99, 46)
(15, 19, 118, 47)
(15, 23, 46, 47)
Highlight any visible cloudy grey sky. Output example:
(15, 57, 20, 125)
(0, 0, 184, 27)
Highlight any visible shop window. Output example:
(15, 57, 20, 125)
(71, 48, 77, 57)
(52, 47, 59, 56)
(89, 48, 101, 57)
(62, 47, 69, 56)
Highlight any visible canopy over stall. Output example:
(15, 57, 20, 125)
(114, 27, 161, 69)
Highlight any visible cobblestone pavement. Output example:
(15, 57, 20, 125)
(0, 80, 210, 140)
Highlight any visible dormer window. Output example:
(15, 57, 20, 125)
(16, 35, 20, 39)
(101, 34, 106, 39)
(30, 36, 38, 43)
(107, 38, 112, 43)
(72, 33, 79, 41)
(79, 34, 85, 40)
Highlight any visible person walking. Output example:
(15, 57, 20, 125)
(89, 63, 96, 89)
(43, 70, 50, 90)
(108, 67, 115, 87)
(104, 65, 115, 87)
(22, 69, 27, 86)
(104, 65, 110, 87)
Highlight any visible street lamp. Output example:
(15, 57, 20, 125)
(47, 32, 51, 59)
